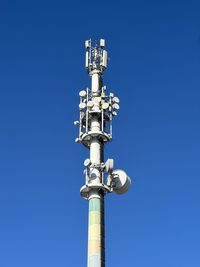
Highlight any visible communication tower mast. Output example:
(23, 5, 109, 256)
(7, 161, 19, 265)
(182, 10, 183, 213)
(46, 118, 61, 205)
(74, 39, 131, 267)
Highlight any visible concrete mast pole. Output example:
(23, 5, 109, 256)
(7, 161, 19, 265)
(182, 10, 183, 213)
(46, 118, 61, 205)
(77, 39, 131, 267)
(87, 70, 105, 267)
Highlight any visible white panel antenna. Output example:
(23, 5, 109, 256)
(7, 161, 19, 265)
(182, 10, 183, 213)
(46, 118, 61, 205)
(102, 50, 107, 68)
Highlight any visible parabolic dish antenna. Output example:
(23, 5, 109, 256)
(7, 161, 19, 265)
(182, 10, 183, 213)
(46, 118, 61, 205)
(112, 169, 131, 194)
(102, 102, 109, 109)
(79, 102, 86, 110)
(87, 101, 94, 108)
(113, 96, 120, 103)
(112, 103, 120, 110)
(79, 90, 87, 97)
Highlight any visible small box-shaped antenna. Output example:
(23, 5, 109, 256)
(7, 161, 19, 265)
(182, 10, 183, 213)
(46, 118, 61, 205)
(85, 40, 91, 49)
(100, 39, 105, 48)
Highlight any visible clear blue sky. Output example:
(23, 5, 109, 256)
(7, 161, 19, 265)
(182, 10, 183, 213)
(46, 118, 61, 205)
(0, 0, 200, 266)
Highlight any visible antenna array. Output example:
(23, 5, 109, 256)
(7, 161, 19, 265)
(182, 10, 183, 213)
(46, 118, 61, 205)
(74, 39, 131, 267)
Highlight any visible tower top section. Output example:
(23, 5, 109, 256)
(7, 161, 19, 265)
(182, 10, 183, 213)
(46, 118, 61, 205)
(85, 39, 108, 74)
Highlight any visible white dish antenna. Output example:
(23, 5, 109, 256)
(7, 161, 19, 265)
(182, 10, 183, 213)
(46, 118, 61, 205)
(79, 102, 86, 110)
(113, 97, 120, 103)
(84, 158, 91, 167)
(87, 100, 94, 108)
(79, 90, 87, 97)
(112, 103, 120, 110)
(94, 97, 101, 103)
(102, 102, 109, 109)
(112, 169, 131, 194)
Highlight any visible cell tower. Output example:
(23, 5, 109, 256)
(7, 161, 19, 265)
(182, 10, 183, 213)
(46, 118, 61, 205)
(74, 39, 131, 267)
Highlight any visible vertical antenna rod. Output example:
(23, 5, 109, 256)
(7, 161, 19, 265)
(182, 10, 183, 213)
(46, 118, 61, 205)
(74, 39, 131, 267)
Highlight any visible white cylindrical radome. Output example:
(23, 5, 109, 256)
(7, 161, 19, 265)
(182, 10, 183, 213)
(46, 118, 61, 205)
(91, 73, 99, 93)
